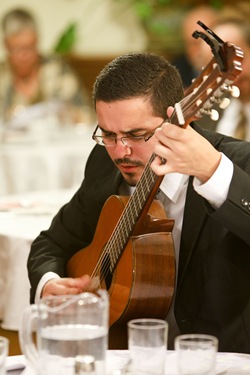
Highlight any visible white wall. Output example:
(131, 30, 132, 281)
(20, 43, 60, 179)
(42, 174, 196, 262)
(0, 0, 147, 59)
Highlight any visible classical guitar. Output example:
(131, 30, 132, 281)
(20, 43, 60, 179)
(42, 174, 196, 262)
(67, 22, 244, 349)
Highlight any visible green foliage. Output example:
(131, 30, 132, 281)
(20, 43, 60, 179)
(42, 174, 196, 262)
(115, 0, 223, 54)
(53, 22, 77, 54)
(116, 0, 223, 21)
(131, 0, 172, 20)
(115, 0, 223, 40)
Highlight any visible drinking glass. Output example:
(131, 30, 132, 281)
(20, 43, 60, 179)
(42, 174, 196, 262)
(19, 290, 109, 375)
(128, 318, 168, 375)
(175, 334, 218, 375)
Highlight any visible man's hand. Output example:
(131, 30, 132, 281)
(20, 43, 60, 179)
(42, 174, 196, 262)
(151, 120, 221, 183)
(42, 275, 91, 298)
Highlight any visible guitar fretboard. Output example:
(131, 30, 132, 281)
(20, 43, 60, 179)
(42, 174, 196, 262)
(107, 153, 158, 272)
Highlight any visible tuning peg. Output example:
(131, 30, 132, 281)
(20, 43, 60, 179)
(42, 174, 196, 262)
(209, 109, 219, 121)
(199, 108, 219, 121)
(223, 84, 240, 98)
(230, 85, 240, 98)
(219, 97, 231, 109)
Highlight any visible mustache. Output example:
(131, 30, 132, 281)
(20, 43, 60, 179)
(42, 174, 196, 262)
(114, 157, 144, 167)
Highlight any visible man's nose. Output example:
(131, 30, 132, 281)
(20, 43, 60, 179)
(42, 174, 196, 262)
(114, 139, 132, 155)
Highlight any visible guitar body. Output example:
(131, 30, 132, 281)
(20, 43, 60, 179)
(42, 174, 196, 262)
(67, 195, 175, 349)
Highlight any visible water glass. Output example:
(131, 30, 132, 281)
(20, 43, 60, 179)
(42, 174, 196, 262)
(175, 334, 218, 375)
(128, 318, 168, 375)
(0, 337, 9, 375)
(19, 290, 109, 375)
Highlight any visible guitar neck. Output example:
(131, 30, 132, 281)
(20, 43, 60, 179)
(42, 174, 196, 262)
(104, 153, 163, 274)
(127, 153, 164, 231)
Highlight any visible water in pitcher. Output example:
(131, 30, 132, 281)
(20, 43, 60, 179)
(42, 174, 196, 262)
(37, 324, 108, 375)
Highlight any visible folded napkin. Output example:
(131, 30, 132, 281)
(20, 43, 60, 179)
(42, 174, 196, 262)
(6, 355, 26, 373)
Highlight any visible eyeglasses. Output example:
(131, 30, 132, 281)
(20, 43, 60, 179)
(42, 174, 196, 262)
(92, 121, 164, 148)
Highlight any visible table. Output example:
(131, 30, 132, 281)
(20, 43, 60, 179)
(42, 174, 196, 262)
(0, 188, 76, 332)
(0, 124, 95, 196)
(5, 350, 250, 374)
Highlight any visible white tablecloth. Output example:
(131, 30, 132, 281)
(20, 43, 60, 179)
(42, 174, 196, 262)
(0, 124, 94, 196)
(5, 351, 250, 375)
(0, 188, 76, 331)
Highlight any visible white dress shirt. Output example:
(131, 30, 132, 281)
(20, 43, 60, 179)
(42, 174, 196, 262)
(157, 152, 233, 347)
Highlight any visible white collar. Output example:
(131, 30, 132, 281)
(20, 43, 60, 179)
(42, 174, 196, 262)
(119, 172, 189, 203)
(159, 173, 189, 203)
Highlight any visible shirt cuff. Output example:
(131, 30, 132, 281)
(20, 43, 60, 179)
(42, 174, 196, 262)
(193, 153, 234, 209)
(34, 272, 60, 304)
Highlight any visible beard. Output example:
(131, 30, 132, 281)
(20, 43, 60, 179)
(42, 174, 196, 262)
(114, 157, 145, 186)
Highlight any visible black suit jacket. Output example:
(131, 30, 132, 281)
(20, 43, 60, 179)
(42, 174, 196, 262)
(28, 123, 250, 353)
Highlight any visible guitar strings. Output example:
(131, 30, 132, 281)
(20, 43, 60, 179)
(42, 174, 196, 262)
(90, 161, 156, 283)
(88, 155, 158, 287)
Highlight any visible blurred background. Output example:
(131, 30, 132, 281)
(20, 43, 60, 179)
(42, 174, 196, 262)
(1, 0, 250, 356)
(1, 0, 249, 98)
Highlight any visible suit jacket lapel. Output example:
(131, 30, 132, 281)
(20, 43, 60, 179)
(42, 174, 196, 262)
(96, 168, 123, 206)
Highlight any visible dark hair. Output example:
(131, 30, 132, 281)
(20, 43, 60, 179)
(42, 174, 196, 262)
(93, 52, 184, 118)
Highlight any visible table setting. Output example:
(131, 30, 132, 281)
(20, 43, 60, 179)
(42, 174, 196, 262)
(4, 350, 250, 375)
(0, 181, 249, 375)
(2, 290, 250, 375)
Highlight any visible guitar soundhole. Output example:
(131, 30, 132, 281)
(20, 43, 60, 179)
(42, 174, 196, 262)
(101, 253, 113, 290)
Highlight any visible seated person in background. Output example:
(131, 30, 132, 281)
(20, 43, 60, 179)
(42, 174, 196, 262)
(172, 5, 218, 89)
(198, 17, 250, 139)
(28, 52, 250, 353)
(0, 8, 93, 130)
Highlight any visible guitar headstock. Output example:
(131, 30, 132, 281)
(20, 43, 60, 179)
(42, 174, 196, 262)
(171, 21, 244, 127)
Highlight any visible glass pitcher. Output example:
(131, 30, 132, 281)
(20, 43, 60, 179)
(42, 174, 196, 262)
(19, 290, 109, 375)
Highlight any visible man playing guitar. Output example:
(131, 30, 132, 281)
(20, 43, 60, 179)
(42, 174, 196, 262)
(28, 33, 250, 352)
